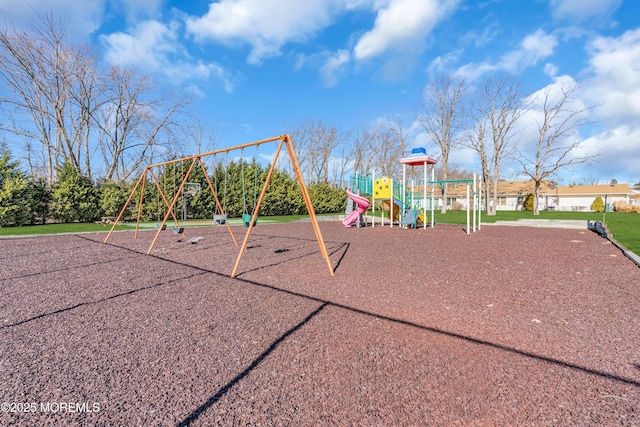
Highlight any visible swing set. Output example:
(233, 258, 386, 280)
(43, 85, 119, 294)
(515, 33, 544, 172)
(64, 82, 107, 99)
(213, 160, 228, 225)
(104, 134, 334, 278)
(241, 159, 259, 228)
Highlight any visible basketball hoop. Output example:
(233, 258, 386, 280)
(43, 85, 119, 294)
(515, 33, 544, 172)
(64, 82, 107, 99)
(183, 182, 200, 197)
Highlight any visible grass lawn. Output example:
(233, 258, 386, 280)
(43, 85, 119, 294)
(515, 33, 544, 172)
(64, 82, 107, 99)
(0, 222, 132, 236)
(431, 210, 640, 257)
(0, 214, 337, 236)
(2, 210, 638, 257)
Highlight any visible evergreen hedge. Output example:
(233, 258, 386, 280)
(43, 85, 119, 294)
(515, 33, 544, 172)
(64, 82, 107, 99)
(0, 148, 347, 227)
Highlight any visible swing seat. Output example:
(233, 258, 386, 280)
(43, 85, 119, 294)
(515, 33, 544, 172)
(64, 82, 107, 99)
(213, 214, 227, 225)
(173, 226, 184, 234)
(242, 213, 257, 228)
(156, 224, 166, 231)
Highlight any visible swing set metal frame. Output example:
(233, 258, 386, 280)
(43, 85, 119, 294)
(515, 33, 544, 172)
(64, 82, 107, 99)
(103, 134, 334, 278)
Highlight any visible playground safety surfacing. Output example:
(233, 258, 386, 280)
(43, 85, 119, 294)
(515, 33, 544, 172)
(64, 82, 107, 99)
(1, 221, 639, 426)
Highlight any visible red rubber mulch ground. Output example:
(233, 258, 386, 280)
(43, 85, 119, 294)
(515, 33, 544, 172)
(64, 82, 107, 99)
(1, 221, 639, 426)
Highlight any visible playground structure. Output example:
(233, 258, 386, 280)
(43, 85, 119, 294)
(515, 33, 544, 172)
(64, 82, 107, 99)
(343, 187, 370, 227)
(349, 148, 482, 233)
(104, 134, 334, 278)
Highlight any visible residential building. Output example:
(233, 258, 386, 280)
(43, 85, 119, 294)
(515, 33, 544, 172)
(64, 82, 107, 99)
(414, 180, 636, 212)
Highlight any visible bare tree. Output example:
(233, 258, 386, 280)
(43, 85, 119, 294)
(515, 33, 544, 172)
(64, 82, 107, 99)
(580, 176, 603, 185)
(332, 142, 351, 187)
(371, 114, 411, 181)
(95, 65, 191, 182)
(0, 14, 92, 182)
(1, 13, 191, 184)
(417, 75, 467, 213)
(349, 125, 378, 178)
(289, 119, 341, 184)
(518, 81, 598, 214)
(183, 119, 217, 155)
(465, 75, 529, 215)
(316, 124, 341, 184)
(289, 120, 313, 181)
(69, 43, 106, 179)
(372, 126, 398, 179)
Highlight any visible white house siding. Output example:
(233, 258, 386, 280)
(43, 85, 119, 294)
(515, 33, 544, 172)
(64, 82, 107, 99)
(555, 193, 629, 211)
(494, 197, 522, 211)
(409, 182, 634, 212)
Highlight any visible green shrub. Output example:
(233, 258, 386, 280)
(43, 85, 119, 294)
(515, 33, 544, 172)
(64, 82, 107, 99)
(0, 175, 30, 226)
(308, 183, 349, 214)
(99, 181, 133, 217)
(0, 142, 38, 226)
(522, 193, 534, 211)
(51, 162, 100, 222)
(27, 178, 51, 225)
(590, 196, 605, 212)
(261, 169, 304, 216)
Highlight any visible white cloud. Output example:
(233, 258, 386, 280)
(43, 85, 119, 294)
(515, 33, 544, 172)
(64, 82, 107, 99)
(543, 62, 559, 77)
(101, 20, 236, 92)
(458, 22, 499, 49)
(427, 50, 463, 75)
(102, 20, 181, 70)
(568, 125, 640, 184)
(498, 30, 558, 73)
(185, 0, 342, 65)
(574, 28, 640, 184)
(353, 0, 459, 60)
(320, 50, 351, 87)
(583, 28, 640, 123)
(455, 29, 558, 81)
(519, 74, 582, 135)
(550, 0, 622, 22)
(184, 0, 458, 68)
(344, 0, 392, 10)
(453, 62, 496, 82)
(521, 30, 558, 60)
(0, 0, 105, 36)
(115, 0, 164, 23)
(0, 0, 164, 36)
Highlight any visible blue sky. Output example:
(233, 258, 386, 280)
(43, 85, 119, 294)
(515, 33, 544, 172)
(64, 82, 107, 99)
(1, 0, 639, 185)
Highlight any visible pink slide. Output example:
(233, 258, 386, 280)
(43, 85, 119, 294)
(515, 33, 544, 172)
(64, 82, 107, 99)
(343, 187, 371, 227)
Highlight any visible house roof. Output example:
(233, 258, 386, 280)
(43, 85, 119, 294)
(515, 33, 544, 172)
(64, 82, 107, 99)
(416, 180, 634, 197)
(439, 180, 554, 196)
(555, 183, 632, 195)
(494, 180, 554, 195)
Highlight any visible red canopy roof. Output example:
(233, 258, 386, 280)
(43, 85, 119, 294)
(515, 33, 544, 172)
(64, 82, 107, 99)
(399, 155, 438, 166)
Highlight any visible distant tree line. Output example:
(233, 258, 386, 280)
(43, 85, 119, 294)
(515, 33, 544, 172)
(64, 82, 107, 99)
(131, 157, 346, 222)
(0, 143, 346, 227)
